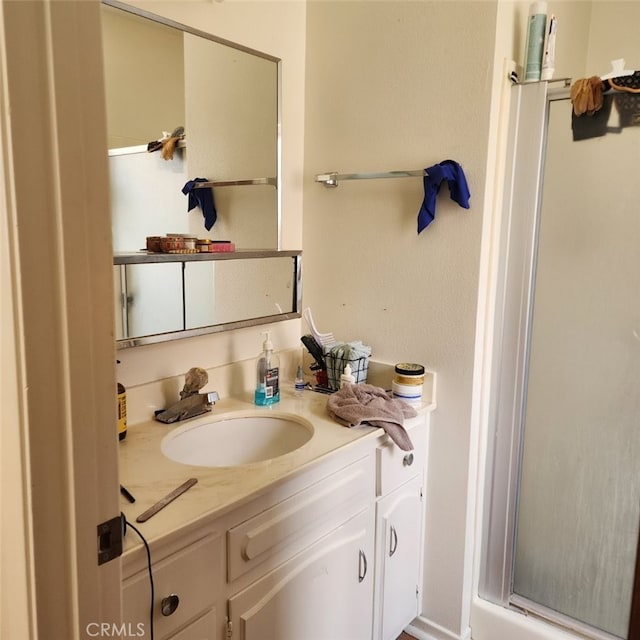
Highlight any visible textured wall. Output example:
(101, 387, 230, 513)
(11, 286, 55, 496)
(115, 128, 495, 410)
(303, 2, 496, 635)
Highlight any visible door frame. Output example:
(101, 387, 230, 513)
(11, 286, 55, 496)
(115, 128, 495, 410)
(0, 1, 121, 637)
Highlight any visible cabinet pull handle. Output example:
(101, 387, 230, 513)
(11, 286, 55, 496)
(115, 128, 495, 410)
(160, 593, 180, 616)
(403, 453, 414, 466)
(389, 526, 398, 557)
(358, 549, 368, 583)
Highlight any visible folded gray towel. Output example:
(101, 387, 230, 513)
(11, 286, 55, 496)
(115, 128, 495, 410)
(326, 383, 417, 451)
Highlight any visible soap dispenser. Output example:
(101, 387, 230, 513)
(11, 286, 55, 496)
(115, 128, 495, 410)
(254, 331, 280, 406)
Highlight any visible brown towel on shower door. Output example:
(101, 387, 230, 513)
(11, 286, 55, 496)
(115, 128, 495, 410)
(326, 383, 416, 451)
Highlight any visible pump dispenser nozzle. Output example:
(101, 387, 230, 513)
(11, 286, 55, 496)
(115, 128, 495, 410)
(262, 331, 273, 352)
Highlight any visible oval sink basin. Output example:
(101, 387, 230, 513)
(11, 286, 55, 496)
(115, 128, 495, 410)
(161, 412, 314, 467)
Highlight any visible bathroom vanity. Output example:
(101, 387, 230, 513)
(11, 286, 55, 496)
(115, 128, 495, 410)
(118, 389, 432, 640)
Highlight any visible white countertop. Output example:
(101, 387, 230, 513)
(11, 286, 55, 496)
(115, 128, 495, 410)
(118, 385, 434, 555)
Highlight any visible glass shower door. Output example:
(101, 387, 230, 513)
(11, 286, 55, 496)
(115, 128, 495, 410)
(513, 96, 640, 639)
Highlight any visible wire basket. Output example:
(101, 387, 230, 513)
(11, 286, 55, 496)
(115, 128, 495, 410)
(324, 351, 369, 391)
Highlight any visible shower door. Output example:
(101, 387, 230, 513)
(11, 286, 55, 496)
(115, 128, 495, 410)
(512, 95, 640, 637)
(480, 81, 640, 640)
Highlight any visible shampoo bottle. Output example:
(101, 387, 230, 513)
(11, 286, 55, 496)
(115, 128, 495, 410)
(523, 1, 548, 82)
(254, 331, 280, 406)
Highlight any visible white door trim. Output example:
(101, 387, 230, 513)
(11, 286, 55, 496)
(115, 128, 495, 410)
(0, 1, 121, 637)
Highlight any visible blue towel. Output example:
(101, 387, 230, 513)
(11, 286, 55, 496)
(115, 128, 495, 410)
(182, 178, 217, 230)
(418, 160, 470, 234)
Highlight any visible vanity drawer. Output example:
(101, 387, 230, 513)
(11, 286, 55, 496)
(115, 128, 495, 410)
(227, 454, 374, 583)
(122, 533, 221, 640)
(376, 417, 428, 497)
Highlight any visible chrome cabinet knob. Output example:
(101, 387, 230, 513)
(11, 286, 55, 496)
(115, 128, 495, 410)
(403, 453, 414, 466)
(160, 593, 180, 616)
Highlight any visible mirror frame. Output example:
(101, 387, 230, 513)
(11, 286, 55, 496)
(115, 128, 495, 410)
(102, 0, 297, 350)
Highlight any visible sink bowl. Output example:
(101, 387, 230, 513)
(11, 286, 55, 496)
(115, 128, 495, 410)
(161, 412, 314, 467)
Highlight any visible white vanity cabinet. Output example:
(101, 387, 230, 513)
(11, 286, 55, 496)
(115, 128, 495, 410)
(224, 452, 376, 640)
(228, 506, 375, 640)
(121, 410, 430, 640)
(373, 415, 429, 640)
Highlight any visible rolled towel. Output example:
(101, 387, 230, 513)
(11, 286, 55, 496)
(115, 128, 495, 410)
(327, 383, 416, 451)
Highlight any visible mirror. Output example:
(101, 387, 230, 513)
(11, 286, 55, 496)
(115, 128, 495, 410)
(113, 252, 301, 347)
(101, 1, 297, 348)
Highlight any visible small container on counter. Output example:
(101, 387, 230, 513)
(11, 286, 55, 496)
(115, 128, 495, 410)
(146, 236, 163, 252)
(392, 362, 425, 403)
(160, 235, 185, 253)
(295, 365, 305, 396)
(209, 241, 235, 253)
(183, 236, 197, 251)
(160, 234, 199, 253)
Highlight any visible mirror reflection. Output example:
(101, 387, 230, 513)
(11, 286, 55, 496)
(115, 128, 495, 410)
(102, 2, 279, 249)
(101, 2, 296, 348)
(114, 255, 300, 344)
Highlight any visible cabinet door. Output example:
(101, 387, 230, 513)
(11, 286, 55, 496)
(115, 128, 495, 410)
(229, 508, 374, 640)
(167, 609, 217, 640)
(374, 476, 423, 640)
(122, 534, 221, 640)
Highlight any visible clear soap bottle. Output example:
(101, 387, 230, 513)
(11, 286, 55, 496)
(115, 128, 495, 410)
(254, 331, 280, 406)
(340, 364, 356, 388)
(295, 365, 305, 396)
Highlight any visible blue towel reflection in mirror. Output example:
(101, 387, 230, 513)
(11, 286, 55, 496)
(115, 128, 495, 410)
(182, 178, 217, 230)
(418, 160, 470, 234)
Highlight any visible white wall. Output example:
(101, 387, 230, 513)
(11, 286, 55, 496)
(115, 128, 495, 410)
(303, 3, 496, 637)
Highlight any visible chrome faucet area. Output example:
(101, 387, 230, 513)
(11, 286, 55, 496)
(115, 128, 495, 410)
(155, 367, 219, 424)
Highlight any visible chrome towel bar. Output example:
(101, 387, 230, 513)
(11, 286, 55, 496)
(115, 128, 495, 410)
(193, 177, 277, 188)
(315, 170, 426, 188)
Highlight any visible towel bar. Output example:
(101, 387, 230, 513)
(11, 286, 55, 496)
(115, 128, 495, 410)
(193, 177, 277, 188)
(315, 170, 426, 188)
